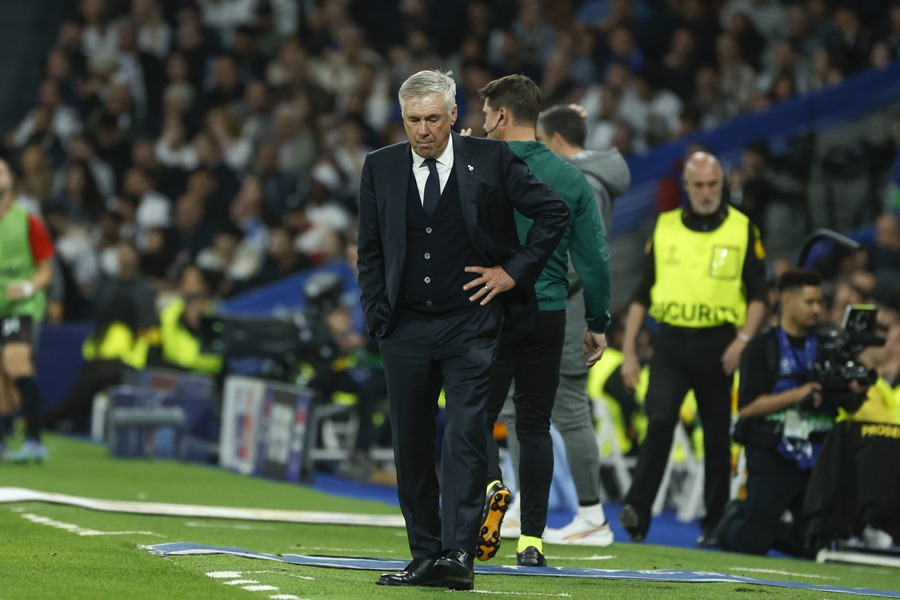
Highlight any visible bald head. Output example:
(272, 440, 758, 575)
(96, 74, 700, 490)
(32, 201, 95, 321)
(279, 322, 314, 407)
(683, 151, 723, 215)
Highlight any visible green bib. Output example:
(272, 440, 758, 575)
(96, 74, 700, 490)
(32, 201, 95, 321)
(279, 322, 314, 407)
(0, 203, 45, 322)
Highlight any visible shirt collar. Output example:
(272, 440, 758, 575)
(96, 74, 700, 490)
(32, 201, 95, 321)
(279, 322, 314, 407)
(412, 139, 454, 170)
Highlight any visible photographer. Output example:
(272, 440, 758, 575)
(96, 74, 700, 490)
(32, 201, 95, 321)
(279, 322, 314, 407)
(718, 269, 868, 556)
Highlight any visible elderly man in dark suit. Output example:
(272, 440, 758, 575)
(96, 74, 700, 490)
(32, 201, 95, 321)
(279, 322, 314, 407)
(357, 69, 568, 590)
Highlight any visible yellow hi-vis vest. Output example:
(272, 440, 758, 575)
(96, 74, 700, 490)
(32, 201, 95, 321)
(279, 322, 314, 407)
(160, 298, 223, 374)
(586, 347, 650, 454)
(82, 322, 148, 370)
(649, 208, 751, 328)
(840, 376, 900, 424)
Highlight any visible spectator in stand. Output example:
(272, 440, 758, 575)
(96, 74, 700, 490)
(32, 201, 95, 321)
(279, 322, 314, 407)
(272, 101, 317, 181)
(58, 133, 116, 199)
(140, 225, 178, 283)
(720, 0, 786, 45)
(716, 33, 757, 114)
(18, 144, 56, 210)
(93, 239, 157, 330)
(232, 225, 309, 295)
(173, 191, 215, 261)
(723, 10, 767, 70)
(237, 80, 274, 146)
(7, 78, 82, 156)
(85, 81, 139, 178)
(598, 25, 644, 80)
(662, 27, 700, 102)
(690, 65, 738, 129)
(79, 0, 118, 64)
(44, 48, 83, 113)
(205, 106, 252, 174)
(122, 165, 171, 237)
(203, 54, 245, 111)
(196, 223, 242, 286)
(825, 6, 873, 75)
(49, 160, 107, 226)
(618, 66, 683, 147)
(132, 0, 172, 60)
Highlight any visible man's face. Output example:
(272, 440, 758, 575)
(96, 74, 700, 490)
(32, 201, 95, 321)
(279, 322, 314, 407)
(784, 285, 824, 331)
(402, 93, 456, 158)
(684, 161, 723, 215)
(481, 99, 503, 140)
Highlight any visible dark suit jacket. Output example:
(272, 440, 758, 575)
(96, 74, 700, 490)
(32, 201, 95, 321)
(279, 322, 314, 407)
(358, 131, 569, 339)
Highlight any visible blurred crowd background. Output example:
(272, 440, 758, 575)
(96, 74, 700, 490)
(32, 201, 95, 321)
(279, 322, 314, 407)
(2, 0, 899, 327)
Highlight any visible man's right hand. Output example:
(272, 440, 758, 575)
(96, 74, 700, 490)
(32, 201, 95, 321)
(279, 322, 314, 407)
(795, 381, 823, 407)
(621, 351, 641, 392)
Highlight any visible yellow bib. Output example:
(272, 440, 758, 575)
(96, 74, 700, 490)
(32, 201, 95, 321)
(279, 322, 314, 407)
(650, 209, 751, 328)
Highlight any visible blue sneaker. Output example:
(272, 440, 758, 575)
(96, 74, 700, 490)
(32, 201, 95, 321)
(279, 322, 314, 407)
(9, 440, 48, 464)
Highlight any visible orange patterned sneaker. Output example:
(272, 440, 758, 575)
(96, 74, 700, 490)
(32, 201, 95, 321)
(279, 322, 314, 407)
(475, 481, 511, 561)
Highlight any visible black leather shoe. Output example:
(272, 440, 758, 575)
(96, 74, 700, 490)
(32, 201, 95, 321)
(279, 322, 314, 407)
(619, 503, 647, 542)
(376, 554, 440, 586)
(432, 549, 475, 590)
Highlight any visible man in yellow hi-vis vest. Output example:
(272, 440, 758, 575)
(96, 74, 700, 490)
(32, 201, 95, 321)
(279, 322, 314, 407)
(618, 151, 768, 545)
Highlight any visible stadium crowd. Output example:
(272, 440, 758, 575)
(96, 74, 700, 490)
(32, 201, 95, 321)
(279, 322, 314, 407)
(3, 0, 899, 326)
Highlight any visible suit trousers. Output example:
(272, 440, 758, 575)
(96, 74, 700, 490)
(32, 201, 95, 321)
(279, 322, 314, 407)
(379, 303, 503, 557)
(623, 325, 734, 534)
(486, 310, 566, 538)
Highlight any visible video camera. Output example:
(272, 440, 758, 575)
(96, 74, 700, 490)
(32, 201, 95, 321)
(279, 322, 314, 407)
(808, 304, 882, 396)
(200, 272, 346, 365)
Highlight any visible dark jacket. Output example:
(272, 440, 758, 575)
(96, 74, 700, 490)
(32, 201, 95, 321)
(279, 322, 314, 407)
(357, 131, 569, 338)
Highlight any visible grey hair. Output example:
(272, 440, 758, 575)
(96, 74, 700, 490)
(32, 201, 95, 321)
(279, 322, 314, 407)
(398, 69, 457, 116)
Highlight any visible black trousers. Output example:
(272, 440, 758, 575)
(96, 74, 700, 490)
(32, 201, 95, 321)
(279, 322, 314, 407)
(623, 325, 734, 534)
(379, 304, 503, 557)
(719, 445, 810, 556)
(486, 310, 566, 538)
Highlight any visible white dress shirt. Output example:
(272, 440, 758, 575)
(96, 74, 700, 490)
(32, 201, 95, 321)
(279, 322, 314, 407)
(411, 142, 454, 206)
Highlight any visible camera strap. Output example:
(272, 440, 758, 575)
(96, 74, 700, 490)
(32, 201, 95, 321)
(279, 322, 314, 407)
(772, 327, 817, 394)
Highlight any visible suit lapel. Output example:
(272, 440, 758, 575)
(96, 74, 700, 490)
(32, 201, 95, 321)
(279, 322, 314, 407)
(452, 133, 479, 248)
(386, 145, 410, 260)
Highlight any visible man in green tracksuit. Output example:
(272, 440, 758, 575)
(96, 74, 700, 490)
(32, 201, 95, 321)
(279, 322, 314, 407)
(471, 75, 611, 567)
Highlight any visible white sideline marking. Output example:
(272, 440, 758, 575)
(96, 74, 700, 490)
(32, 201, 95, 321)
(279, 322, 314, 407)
(186, 521, 277, 531)
(269, 595, 303, 600)
(465, 591, 572, 597)
(21, 513, 163, 537)
(206, 571, 242, 578)
(563, 554, 615, 561)
(244, 570, 315, 581)
(224, 579, 258, 585)
(0, 487, 404, 527)
(293, 545, 398, 554)
(729, 567, 839, 580)
(243, 585, 278, 591)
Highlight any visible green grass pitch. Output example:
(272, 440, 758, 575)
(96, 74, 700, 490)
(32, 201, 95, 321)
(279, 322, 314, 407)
(1, 435, 898, 599)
